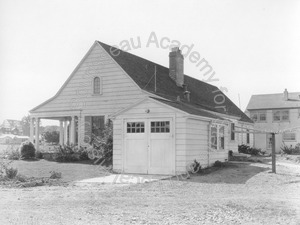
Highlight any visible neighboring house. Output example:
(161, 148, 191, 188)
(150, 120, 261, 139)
(0, 134, 29, 144)
(0, 119, 23, 135)
(30, 41, 253, 175)
(246, 89, 300, 153)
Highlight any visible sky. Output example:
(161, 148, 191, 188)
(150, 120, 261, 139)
(0, 0, 300, 125)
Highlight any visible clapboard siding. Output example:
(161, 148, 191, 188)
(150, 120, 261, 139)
(185, 119, 209, 167)
(112, 98, 187, 174)
(32, 43, 145, 114)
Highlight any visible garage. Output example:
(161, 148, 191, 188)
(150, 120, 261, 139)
(124, 118, 174, 175)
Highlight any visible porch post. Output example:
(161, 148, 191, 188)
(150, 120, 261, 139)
(30, 117, 34, 142)
(64, 120, 68, 145)
(77, 115, 81, 148)
(70, 116, 75, 145)
(59, 120, 64, 145)
(35, 117, 40, 150)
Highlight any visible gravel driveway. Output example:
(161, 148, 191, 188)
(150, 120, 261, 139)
(0, 160, 300, 225)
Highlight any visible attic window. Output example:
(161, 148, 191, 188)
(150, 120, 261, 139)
(93, 77, 102, 94)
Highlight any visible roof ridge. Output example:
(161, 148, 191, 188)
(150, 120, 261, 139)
(97, 40, 217, 89)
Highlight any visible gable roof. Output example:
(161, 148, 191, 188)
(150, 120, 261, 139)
(247, 92, 300, 110)
(1, 119, 22, 130)
(98, 41, 252, 123)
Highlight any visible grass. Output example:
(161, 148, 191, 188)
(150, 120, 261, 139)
(7, 159, 110, 182)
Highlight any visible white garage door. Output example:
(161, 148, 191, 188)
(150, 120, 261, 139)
(124, 118, 173, 175)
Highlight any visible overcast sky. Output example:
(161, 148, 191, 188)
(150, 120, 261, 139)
(0, 0, 299, 125)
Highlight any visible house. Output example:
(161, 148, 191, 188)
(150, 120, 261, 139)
(0, 119, 23, 135)
(0, 134, 29, 144)
(246, 89, 300, 153)
(30, 41, 253, 175)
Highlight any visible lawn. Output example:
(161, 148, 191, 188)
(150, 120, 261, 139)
(7, 159, 109, 182)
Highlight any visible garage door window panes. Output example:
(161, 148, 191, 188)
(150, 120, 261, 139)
(127, 122, 145, 133)
(151, 121, 170, 133)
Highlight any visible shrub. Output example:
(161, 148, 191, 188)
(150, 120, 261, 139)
(0, 160, 12, 177)
(281, 143, 300, 155)
(35, 151, 43, 159)
(7, 149, 21, 160)
(89, 121, 113, 165)
(19, 141, 36, 159)
(238, 145, 264, 156)
(16, 174, 27, 182)
(228, 150, 233, 157)
(214, 160, 224, 167)
(5, 167, 18, 179)
(42, 130, 59, 144)
(189, 159, 202, 173)
(49, 171, 62, 179)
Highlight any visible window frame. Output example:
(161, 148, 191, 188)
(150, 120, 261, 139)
(272, 110, 289, 122)
(92, 76, 102, 95)
(230, 123, 235, 141)
(250, 111, 267, 123)
(282, 132, 296, 141)
(126, 122, 145, 133)
(150, 121, 170, 133)
(210, 124, 226, 151)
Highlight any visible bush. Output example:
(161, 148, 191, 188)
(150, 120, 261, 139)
(89, 121, 113, 165)
(42, 131, 59, 144)
(189, 159, 202, 173)
(49, 171, 62, 179)
(35, 151, 43, 159)
(238, 144, 264, 156)
(19, 141, 36, 159)
(214, 160, 224, 167)
(7, 149, 21, 160)
(0, 160, 11, 177)
(281, 143, 300, 155)
(5, 167, 18, 179)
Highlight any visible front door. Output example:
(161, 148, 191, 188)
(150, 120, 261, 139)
(123, 118, 173, 175)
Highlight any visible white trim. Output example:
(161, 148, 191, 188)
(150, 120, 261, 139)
(91, 76, 103, 95)
(30, 42, 99, 112)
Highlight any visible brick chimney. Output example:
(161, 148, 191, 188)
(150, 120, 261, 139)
(169, 47, 184, 86)
(284, 88, 288, 101)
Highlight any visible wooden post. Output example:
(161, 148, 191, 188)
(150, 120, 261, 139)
(29, 117, 34, 142)
(272, 133, 276, 173)
(35, 118, 40, 151)
(59, 120, 64, 145)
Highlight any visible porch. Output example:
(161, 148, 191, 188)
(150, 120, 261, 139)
(29, 112, 84, 151)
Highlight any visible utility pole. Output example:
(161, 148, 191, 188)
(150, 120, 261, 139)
(271, 132, 276, 173)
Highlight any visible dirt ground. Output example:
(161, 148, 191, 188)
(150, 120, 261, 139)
(0, 158, 300, 225)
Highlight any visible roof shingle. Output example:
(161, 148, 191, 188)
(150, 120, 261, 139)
(98, 41, 252, 123)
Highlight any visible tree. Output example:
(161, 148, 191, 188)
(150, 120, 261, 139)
(42, 131, 59, 144)
(21, 115, 30, 136)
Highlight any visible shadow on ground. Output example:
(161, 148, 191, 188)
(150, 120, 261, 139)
(171, 162, 270, 184)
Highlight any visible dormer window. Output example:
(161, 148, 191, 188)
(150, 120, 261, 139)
(93, 77, 102, 95)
